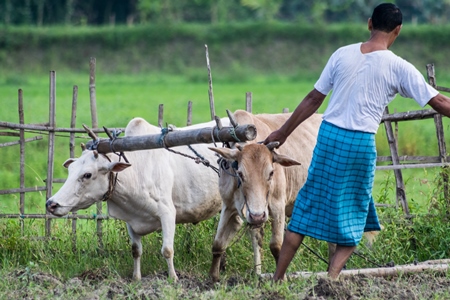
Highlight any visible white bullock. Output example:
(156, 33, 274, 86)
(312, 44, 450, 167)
(46, 117, 229, 281)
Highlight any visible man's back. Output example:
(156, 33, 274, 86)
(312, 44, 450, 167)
(315, 42, 437, 133)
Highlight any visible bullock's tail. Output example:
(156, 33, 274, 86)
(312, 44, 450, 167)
(364, 225, 384, 248)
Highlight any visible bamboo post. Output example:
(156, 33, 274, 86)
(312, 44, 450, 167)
(383, 106, 409, 215)
(426, 63, 449, 208)
(246, 92, 252, 113)
(205, 44, 215, 120)
(69, 86, 78, 158)
(46, 71, 57, 236)
(89, 58, 103, 251)
(158, 104, 164, 128)
(89, 57, 98, 128)
(70, 85, 78, 252)
(187, 101, 193, 126)
(18, 89, 25, 234)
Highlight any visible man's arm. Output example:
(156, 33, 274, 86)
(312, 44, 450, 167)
(428, 93, 450, 118)
(263, 88, 326, 146)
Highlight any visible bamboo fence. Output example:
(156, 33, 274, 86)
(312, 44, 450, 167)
(0, 61, 449, 247)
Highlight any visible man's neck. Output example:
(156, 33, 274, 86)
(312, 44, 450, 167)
(361, 31, 395, 53)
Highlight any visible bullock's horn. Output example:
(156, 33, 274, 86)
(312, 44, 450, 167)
(266, 142, 280, 151)
(214, 115, 223, 130)
(226, 109, 239, 128)
(93, 150, 99, 158)
(80, 143, 86, 151)
(82, 124, 98, 141)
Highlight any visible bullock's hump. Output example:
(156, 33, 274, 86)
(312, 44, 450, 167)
(233, 110, 292, 138)
(125, 117, 160, 136)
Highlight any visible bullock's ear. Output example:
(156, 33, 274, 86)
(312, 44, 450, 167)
(108, 162, 132, 173)
(63, 158, 76, 168)
(272, 152, 301, 167)
(208, 147, 240, 161)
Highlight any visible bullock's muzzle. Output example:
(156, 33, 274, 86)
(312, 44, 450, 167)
(46, 200, 59, 214)
(248, 211, 266, 225)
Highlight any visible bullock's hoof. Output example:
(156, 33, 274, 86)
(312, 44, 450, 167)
(132, 275, 142, 281)
(219, 252, 227, 272)
(209, 273, 220, 283)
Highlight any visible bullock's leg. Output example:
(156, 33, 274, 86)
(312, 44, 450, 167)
(160, 208, 178, 281)
(250, 227, 264, 275)
(268, 202, 286, 264)
(126, 223, 143, 281)
(209, 207, 243, 282)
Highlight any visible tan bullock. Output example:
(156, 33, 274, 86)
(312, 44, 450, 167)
(208, 110, 323, 281)
(209, 110, 379, 281)
(46, 117, 229, 281)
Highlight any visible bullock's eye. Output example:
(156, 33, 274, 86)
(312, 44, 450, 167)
(237, 171, 245, 182)
(83, 173, 92, 179)
(268, 171, 274, 181)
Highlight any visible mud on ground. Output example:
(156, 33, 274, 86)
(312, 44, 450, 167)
(4, 267, 450, 299)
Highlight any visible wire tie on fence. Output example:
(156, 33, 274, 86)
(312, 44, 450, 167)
(20, 214, 25, 219)
(92, 213, 97, 219)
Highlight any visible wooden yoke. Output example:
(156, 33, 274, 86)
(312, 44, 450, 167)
(84, 123, 257, 154)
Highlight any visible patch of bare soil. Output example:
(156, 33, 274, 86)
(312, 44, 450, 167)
(305, 273, 450, 300)
(5, 267, 450, 299)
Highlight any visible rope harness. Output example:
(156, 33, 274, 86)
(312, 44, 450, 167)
(86, 128, 128, 202)
(158, 124, 242, 175)
(98, 153, 118, 202)
(218, 152, 268, 230)
(301, 240, 386, 269)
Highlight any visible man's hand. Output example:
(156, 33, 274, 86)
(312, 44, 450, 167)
(263, 130, 287, 148)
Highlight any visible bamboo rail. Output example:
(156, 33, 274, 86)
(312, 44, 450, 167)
(261, 259, 450, 280)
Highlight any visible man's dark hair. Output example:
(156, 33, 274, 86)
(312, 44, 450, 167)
(371, 3, 402, 32)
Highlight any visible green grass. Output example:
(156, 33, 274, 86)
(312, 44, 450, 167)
(2, 23, 450, 298)
(1, 71, 450, 213)
(1, 71, 450, 298)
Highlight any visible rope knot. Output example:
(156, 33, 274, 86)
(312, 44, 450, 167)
(159, 126, 173, 147)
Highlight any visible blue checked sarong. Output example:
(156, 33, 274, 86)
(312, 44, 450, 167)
(287, 120, 381, 246)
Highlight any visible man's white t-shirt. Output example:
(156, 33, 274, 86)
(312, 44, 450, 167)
(314, 42, 439, 133)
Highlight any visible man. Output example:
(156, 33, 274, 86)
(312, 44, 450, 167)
(263, 3, 450, 280)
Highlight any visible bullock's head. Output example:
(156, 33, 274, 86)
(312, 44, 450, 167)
(46, 149, 131, 216)
(210, 142, 300, 226)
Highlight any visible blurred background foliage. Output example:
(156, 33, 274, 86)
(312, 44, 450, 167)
(1, 0, 449, 79)
(1, 0, 450, 26)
